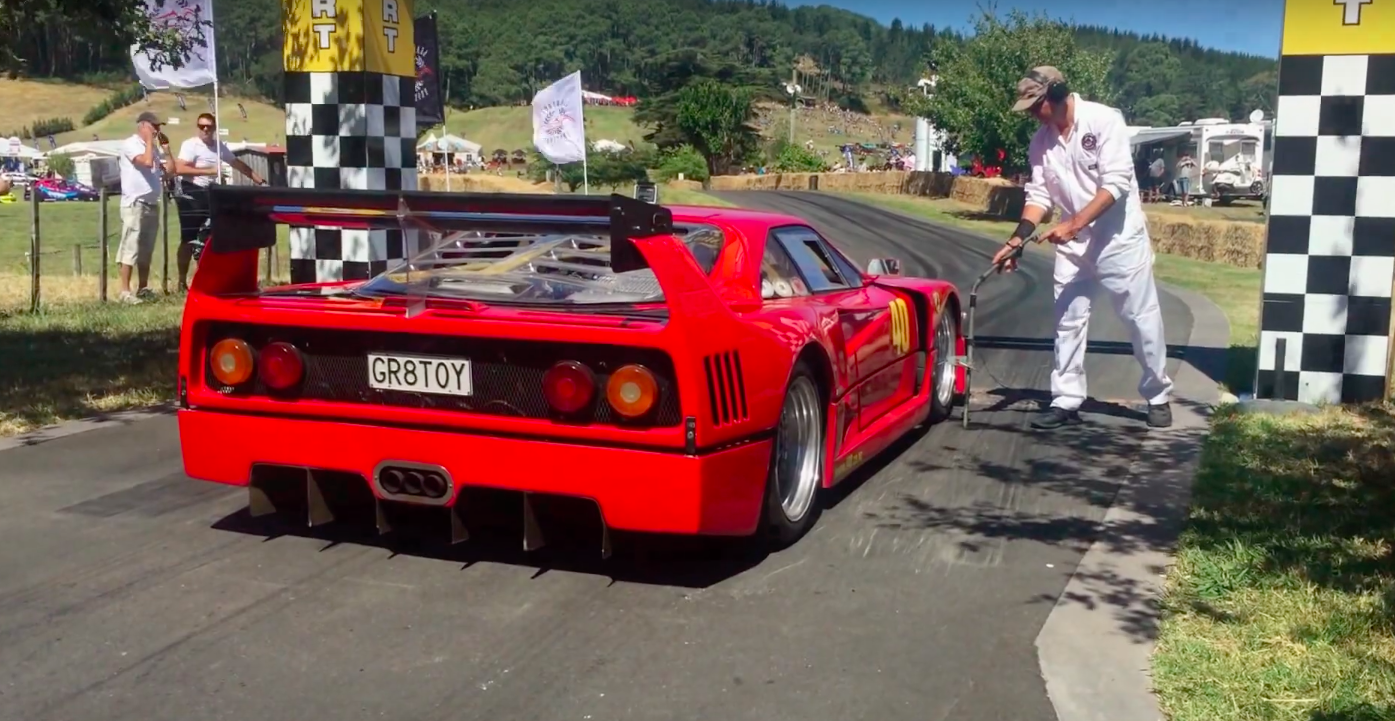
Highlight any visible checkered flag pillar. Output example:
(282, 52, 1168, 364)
(1257, 1, 1395, 404)
(282, 0, 418, 286)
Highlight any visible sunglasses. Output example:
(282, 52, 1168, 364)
(198, 124, 215, 130)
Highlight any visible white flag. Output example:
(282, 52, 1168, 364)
(130, 0, 217, 90)
(531, 72, 587, 164)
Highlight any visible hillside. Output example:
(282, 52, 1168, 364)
(5, 0, 1277, 131)
(0, 79, 289, 149)
(0, 78, 912, 161)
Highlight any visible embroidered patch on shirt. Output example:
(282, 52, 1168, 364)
(1081, 133, 1098, 151)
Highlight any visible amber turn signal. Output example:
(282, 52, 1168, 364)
(209, 338, 255, 386)
(606, 364, 658, 418)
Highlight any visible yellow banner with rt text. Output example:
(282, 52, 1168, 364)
(365, 0, 414, 76)
(1283, 0, 1395, 55)
(284, 0, 366, 72)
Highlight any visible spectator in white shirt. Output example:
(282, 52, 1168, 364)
(117, 112, 175, 303)
(172, 112, 265, 291)
(991, 66, 1174, 430)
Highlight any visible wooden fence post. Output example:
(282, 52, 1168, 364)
(99, 186, 109, 302)
(72, 244, 82, 276)
(29, 187, 40, 313)
(161, 189, 170, 295)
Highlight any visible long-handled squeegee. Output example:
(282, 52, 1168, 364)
(959, 237, 1036, 429)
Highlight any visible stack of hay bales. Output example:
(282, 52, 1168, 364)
(1146, 214, 1266, 269)
(417, 173, 555, 194)
(947, 177, 1024, 219)
(708, 172, 914, 193)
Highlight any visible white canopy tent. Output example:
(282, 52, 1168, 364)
(1129, 127, 1194, 147)
(417, 133, 481, 156)
(417, 133, 483, 192)
(2, 142, 45, 161)
(49, 140, 127, 158)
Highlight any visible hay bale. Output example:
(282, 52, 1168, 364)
(417, 173, 555, 194)
(948, 176, 1024, 219)
(1147, 215, 1266, 268)
(906, 171, 954, 198)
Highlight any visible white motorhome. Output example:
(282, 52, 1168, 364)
(1129, 118, 1270, 204)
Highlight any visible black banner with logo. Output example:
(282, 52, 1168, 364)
(414, 12, 444, 128)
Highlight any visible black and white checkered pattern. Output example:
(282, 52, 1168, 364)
(283, 70, 418, 284)
(1257, 53, 1395, 404)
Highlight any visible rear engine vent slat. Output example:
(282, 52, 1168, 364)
(703, 350, 749, 427)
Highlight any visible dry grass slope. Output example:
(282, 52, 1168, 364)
(0, 79, 287, 148)
(0, 79, 114, 134)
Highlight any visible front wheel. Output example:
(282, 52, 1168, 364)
(927, 303, 957, 423)
(760, 361, 825, 548)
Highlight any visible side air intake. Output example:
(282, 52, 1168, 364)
(703, 351, 749, 426)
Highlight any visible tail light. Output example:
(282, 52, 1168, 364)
(607, 364, 658, 418)
(258, 341, 304, 391)
(209, 338, 255, 386)
(543, 361, 596, 414)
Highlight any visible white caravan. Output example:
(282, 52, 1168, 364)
(1129, 118, 1270, 204)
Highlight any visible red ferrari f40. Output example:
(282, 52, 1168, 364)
(178, 186, 965, 552)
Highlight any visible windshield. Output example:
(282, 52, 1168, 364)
(352, 224, 725, 305)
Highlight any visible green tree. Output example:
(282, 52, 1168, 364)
(1132, 94, 1182, 127)
(2, 0, 212, 76)
(768, 140, 827, 172)
(652, 144, 710, 182)
(673, 78, 762, 176)
(905, 9, 1114, 171)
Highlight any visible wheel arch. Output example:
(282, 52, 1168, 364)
(794, 341, 834, 406)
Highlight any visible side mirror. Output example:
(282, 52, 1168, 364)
(866, 258, 902, 276)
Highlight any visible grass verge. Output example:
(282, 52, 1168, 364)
(836, 192, 1261, 392)
(658, 186, 737, 207)
(0, 298, 183, 437)
(1152, 404, 1395, 721)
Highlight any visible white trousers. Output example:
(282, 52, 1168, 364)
(1050, 237, 1174, 411)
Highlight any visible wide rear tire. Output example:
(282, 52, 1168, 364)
(760, 360, 825, 549)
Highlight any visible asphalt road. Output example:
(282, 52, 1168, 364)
(0, 191, 1195, 721)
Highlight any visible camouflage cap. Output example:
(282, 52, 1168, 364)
(1012, 66, 1066, 112)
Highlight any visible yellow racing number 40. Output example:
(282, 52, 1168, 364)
(889, 298, 911, 354)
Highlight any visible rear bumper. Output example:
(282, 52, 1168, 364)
(178, 409, 771, 536)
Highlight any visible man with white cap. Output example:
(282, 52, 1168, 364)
(991, 66, 1174, 429)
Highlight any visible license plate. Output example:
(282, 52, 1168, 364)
(367, 353, 473, 396)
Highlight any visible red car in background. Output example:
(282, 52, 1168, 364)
(179, 187, 965, 552)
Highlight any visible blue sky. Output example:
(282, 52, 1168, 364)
(781, 0, 1284, 58)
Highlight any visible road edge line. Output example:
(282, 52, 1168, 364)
(0, 403, 178, 453)
(1033, 282, 1226, 721)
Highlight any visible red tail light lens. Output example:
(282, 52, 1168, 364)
(543, 361, 595, 414)
(258, 341, 304, 390)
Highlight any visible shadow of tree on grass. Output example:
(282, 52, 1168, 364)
(0, 300, 181, 437)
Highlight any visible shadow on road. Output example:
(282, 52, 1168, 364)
(210, 488, 770, 589)
(857, 387, 1212, 644)
(974, 336, 1231, 393)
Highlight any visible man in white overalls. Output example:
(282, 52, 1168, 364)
(992, 66, 1174, 429)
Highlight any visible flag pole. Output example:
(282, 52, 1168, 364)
(580, 74, 588, 195)
(208, 1, 224, 185)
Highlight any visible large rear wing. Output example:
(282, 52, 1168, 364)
(204, 185, 673, 274)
